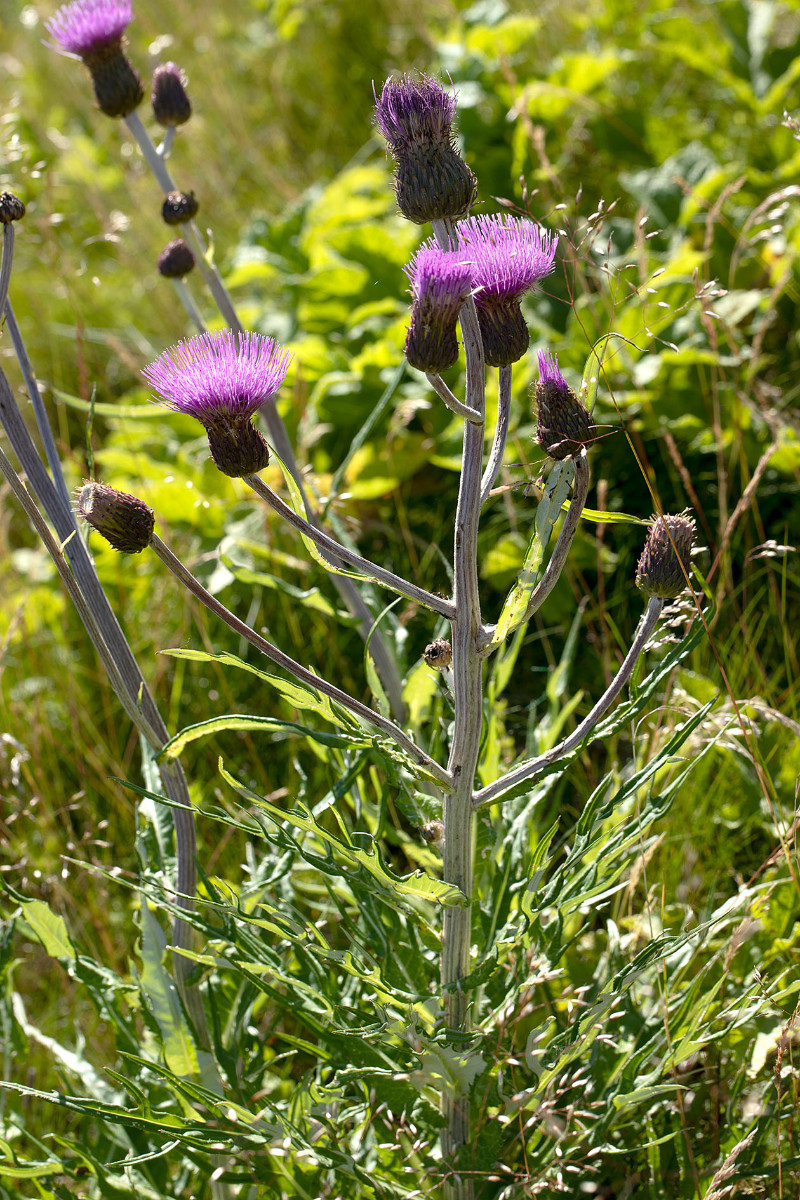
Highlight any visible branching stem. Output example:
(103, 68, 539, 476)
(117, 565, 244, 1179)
(480, 364, 512, 505)
(473, 596, 664, 809)
(149, 534, 452, 789)
(245, 474, 455, 619)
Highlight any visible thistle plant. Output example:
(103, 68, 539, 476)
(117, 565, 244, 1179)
(2, 21, 744, 1198)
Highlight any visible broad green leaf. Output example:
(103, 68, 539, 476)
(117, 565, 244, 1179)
(18, 898, 76, 961)
(138, 903, 200, 1080)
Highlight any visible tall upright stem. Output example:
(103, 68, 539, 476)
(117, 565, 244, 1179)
(434, 218, 484, 1200)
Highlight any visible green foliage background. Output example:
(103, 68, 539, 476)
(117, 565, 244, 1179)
(1, 0, 799, 1195)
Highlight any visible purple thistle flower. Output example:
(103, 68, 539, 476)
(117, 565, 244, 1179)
(143, 331, 293, 478)
(374, 75, 458, 149)
(403, 242, 472, 374)
(457, 215, 558, 367)
(374, 74, 476, 225)
(47, 0, 132, 55)
(534, 350, 593, 460)
(46, 0, 143, 117)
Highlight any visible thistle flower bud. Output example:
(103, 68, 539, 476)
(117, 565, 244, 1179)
(142, 331, 293, 478)
(76, 481, 154, 553)
(46, 0, 143, 119)
(404, 243, 471, 374)
(423, 638, 452, 669)
(635, 513, 696, 599)
(458, 216, 558, 367)
(420, 819, 444, 848)
(158, 238, 195, 279)
(0, 192, 26, 224)
(151, 62, 192, 127)
(162, 190, 199, 226)
(534, 351, 593, 460)
(374, 75, 476, 225)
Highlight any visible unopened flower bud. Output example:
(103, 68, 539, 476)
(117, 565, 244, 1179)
(0, 192, 26, 224)
(420, 819, 444, 848)
(158, 238, 195, 279)
(151, 62, 192, 127)
(635, 513, 696, 599)
(162, 190, 199, 226)
(47, 0, 143, 119)
(423, 638, 452, 669)
(76, 481, 154, 553)
(404, 244, 471, 374)
(534, 351, 593, 459)
(374, 75, 476, 225)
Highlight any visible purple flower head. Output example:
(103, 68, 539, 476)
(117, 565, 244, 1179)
(458, 215, 558, 366)
(143, 331, 293, 478)
(47, 0, 133, 56)
(534, 350, 593, 460)
(374, 74, 476, 224)
(403, 242, 472, 374)
(374, 75, 457, 151)
(46, 0, 142, 117)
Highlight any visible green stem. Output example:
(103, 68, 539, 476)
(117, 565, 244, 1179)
(434, 217, 484, 1200)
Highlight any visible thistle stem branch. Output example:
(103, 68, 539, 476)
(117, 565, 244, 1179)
(426, 373, 482, 424)
(480, 364, 512, 505)
(149, 533, 452, 789)
(245, 474, 455, 619)
(472, 596, 664, 809)
(0, 367, 205, 1037)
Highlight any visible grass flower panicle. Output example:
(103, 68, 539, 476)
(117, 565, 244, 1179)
(374, 74, 476, 224)
(636, 512, 697, 598)
(457, 215, 558, 366)
(143, 331, 293, 478)
(535, 350, 593, 459)
(404, 242, 472, 373)
(46, 0, 143, 117)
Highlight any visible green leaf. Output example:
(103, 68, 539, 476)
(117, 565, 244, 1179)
(158, 647, 354, 730)
(491, 459, 574, 647)
(159, 713, 368, 760)
(138, 903, 200, 1080)
(18, 898, 76, 961)
(218, 759, 466, 909)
